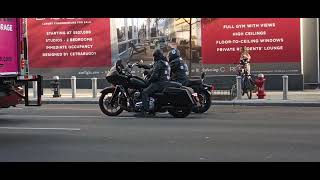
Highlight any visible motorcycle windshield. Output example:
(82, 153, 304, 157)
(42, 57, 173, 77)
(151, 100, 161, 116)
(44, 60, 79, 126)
(106, 66, 119, 77)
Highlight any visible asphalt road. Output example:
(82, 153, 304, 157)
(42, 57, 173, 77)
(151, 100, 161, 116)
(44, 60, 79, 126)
(0, 104, 320, 162)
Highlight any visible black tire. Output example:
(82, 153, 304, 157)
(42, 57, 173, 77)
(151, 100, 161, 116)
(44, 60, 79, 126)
(99, 89, 123, 116)
(247, 90, 252, 99)
(244, 78, 253, 99)
(168, 108, 192, 118)
(193, 90, 211, 113)
(242, 78, 251, 98)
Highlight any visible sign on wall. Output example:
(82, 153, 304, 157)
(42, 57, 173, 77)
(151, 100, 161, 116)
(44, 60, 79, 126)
(27, 18, 111, 78)
(201, 18, 301, 75)
(0, 18, 19, 75)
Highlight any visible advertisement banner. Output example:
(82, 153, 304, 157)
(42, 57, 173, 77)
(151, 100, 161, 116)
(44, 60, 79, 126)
(27, 18, 111, 78)
(201, 18, 301, 75)
(0, 18, 18, 75)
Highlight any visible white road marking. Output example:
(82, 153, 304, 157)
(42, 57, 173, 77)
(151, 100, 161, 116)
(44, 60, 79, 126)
(1, 115, 135, 119)
(1, 115, 102, 118)
(112, 117, 135, 119)
(38, 108, 98, 111)
(0, 127, 81, 131)
(265, 154, 273, 159)
(0, 107, 24, 110)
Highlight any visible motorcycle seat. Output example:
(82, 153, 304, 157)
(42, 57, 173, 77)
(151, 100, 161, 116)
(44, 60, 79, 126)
(154, 92, 164, 97)
(166, 81, 182, 88)
(188, 79, 202, 85)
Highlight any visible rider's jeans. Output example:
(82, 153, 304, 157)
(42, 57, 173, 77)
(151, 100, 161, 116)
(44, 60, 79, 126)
(141, 81, 168, 112)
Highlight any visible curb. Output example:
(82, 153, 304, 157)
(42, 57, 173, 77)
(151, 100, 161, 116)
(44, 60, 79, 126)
(212, 101, 320, 107)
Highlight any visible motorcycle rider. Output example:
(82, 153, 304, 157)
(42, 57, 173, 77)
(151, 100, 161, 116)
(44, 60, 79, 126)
(137, 52, 168, 69)
(137, 49, 168, 79)
(167, 48, 189, 86)
(139, 49, 171, 116)
(239, 46, 251, 76)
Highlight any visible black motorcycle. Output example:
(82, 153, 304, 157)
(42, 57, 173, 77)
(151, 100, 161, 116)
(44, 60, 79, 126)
(140, 64, 212, 114)
(99, 61, 200, 118)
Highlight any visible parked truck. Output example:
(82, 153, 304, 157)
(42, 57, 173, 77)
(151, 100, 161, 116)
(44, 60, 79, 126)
(0, 18, 42, 108)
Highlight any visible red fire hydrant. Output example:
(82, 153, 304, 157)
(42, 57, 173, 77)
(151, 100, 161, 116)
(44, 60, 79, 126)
(255, 74, 266, 99)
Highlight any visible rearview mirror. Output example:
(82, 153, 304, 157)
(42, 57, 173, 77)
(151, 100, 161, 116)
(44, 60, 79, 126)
(201, 72, 206, 80)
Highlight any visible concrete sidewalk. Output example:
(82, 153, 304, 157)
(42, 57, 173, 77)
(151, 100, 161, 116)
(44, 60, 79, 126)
(27, 88, 320, 106)
(213, 90, 320, 107)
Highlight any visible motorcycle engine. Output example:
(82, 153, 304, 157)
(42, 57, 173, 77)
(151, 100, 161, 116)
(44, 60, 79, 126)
(135, 101, 143, 111)
(149, 97, 155, 111)
(132, 91, 155, 112)
(133, 92, 140, 99)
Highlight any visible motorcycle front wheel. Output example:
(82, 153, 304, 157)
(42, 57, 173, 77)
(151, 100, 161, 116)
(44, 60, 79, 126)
(99, 89, 123, 116)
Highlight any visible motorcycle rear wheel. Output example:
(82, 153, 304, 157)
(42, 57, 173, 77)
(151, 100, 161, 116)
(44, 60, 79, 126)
(99, 89, 123, 116)
(168, 108, 192, 118)
(193, 90, 211, 113)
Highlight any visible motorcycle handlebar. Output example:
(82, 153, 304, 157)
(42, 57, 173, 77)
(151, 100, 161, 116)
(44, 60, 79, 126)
(119, 63, 138, 77)
(127, 62, 139, 68)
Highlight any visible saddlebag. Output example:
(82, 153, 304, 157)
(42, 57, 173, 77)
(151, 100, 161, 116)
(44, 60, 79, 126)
(162, 87, 195, 107)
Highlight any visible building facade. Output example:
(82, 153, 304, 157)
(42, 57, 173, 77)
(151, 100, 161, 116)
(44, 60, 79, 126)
(25, 18, 319, 90)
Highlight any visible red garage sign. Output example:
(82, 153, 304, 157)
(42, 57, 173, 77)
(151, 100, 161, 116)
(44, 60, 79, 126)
(27, 18, 111, 68)
(0, 18, 19, 75)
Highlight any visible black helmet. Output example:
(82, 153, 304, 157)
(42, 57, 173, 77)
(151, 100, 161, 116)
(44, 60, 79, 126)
(153, 49, 164, 61)
(167, 48, 181, 61)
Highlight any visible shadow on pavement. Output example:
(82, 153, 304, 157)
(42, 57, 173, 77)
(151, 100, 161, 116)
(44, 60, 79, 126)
(101, 113, 204, 120)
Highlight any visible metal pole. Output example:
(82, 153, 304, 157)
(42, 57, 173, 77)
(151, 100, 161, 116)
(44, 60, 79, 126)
(92, 78, 97, 98)
(24, 79, 29, 106)
(236, 76, 242, 100)
(189, 18, 192, 78)
(52, 76, 60, 98)
(71, 76, 76, 99)
(282, 75, 288, 100)
(33, 81, 37, 98)
(317, 18, 320, 85)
